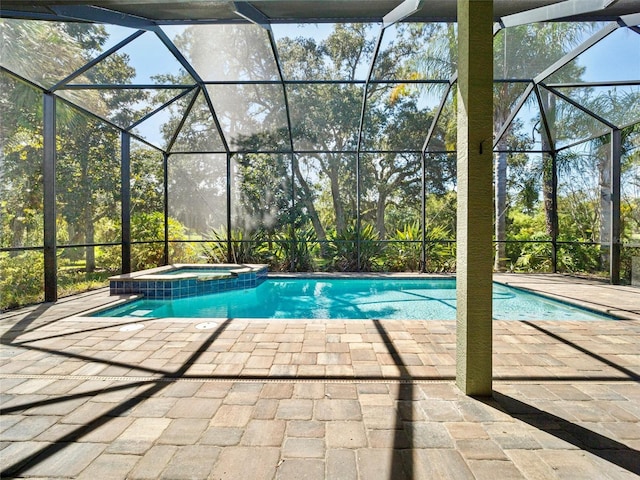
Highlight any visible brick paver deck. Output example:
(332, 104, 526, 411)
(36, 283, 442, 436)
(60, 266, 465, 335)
(1, 274, 639, 478)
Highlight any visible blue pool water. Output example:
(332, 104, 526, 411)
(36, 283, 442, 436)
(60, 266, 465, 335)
(95, 278, 616, 321)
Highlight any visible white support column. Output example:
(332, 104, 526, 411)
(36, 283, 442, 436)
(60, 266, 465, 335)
(456, 0, 494, 396)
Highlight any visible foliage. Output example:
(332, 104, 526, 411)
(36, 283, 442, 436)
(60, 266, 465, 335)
(67, 212, 195, 272)
(621, 246, 639, 283)
(131, 146, 165, 215)
(0, 78, 44, 250)
(200, 227, 268, 265)
(382, 222, 455, 273)
(0, 252, 44, 310)
(232, 153, 294, 235)
(272, 227, 318, 272)
(509, 234, 554, 273)
(130, 213, 195, 269)
(424, 226, 457, 273)
(167, 153, 227, 236)
(57, 264, 113, 299)
(557, 243, 602, 274)
(385, 222, 422, 272)
(326, 222, 385, 272)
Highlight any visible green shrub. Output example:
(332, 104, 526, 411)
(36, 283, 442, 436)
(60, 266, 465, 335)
(385, 222, 455, 272)
(509, 233, 553, 272)
(201, 227, 268, 264)
(326, 223, 385, 272)
(427, 241, 456, 272)
(423, 225, 456, 273)
(131, 213, 195, 268)
(621, 245, 639, 283)
(385, 222, 422, 272)
(0, 251, 44, 310)
(94, 213, 196, 271)
(272, 227, 317, 272)
(557, 242, 601, 274)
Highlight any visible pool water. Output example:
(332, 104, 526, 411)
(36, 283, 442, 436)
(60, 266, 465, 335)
(95, 278, 616, 321)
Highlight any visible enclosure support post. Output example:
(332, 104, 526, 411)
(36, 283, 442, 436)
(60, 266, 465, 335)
(227, 153, 233, 263)
(610, 128, 621, 285)
(356, 150, 361, 272)
(290, 153, 297, 271)
(43, 93, 57, 303)
(421, 152, 427, 273)
(163, 153, 170, 265)
(456, 0, 493, 396)
(551, 151, 558, 273)
(121, 131, 131, 274)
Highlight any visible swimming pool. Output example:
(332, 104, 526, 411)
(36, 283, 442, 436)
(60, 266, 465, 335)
(94, 277, 616, 321)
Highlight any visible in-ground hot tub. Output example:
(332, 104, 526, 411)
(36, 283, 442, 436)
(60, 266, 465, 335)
(108, 264, 268, 299)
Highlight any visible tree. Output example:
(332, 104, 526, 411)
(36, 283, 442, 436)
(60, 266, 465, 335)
(52, 25, 145, 271)
(2, 20, 150, 273)
(280, 24, 454, 243)
(492, 23, 592, 270)
(0, 75, 44, 250)
(161, 22, 453, 268)
(588, 93, 640, 268)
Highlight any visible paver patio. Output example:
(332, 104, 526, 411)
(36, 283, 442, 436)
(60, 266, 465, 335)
(1, 274, 639, 479)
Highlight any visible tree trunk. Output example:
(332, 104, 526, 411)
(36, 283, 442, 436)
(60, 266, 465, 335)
(598, 138, 611, 270)
(80, 158, 95, 273)
(292, 158, 327, 246)
(494, 150, 508, 271)
(375, 191, 387, 240)
(540, 92, 558, 241)
(329, 158, 346, 234)
(542, 153, 557, 238)
(9, 216, 25, 255)
(85, 205, 95, 273)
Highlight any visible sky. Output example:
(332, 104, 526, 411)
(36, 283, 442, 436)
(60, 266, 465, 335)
(115, 21, 640, 84)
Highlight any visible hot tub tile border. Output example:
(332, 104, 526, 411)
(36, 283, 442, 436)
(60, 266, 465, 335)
(109, 264, 268, 299)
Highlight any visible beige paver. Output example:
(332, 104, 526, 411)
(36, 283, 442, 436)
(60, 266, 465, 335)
(282, 437, 325, 458)
(242, 419, 286, 446)
(209, 446, 280, 480)
(325, 421, 368, 448)
(128, 445, 177, 480)
(276, 458, 325, 480)
(75, 453, 140, 480)
(158, 445, 220, 480)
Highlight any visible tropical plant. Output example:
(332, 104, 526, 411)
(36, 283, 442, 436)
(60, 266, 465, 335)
(326, 222, 385, 272)
(89, 212, 195, 271)
(385, 221, 422, 272)
(201, 227, 268, 264)
(272, 226, 317, 272)
(509, 233, 554, 273)
(424, 229, 455, 272)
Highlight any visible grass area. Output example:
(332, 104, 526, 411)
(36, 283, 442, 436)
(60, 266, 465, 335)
(57, 269, 113, 299)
